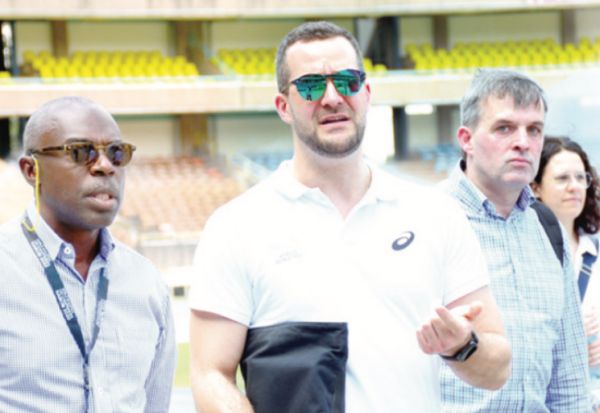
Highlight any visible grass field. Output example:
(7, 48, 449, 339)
(175, 343, 191, 387)
(174, 342, 245, 390)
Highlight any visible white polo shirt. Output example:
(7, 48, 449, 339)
(189, 161, 489, 412)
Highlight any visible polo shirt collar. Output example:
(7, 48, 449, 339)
(271, 160, 311, 200)
(365, 164, 403, 202)
(25, 203, 115, 262)
(271, 159, 398, 204)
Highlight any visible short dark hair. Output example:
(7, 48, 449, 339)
(533, 136, 600, 234)
(461, 69, 547, 129)
(275, 21, 364, 94)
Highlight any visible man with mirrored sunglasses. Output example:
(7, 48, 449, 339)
(0, 96, 176, 413)
(189, 21, 510, 413)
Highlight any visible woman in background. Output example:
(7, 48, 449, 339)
(532, 136, 600, 412)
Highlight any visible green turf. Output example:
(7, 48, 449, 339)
(174, 342, 191, 387)
(174, 342, 245, 390)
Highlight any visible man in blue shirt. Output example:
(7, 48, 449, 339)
(440, 69, 589, 411)
(0, 96, 176, 412)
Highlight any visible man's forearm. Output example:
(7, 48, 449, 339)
(192, 371, 255, 413)
(445, 332, 511, 390)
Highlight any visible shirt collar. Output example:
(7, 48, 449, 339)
(271, 160, 311, 200)
(366, 164, 403, 202)
(578, 232, 599, 257)
(271, 159, 398, 204)
(444, 161, 535, 217)
(25, 203, 115, 262)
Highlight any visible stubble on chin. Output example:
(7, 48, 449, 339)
(295, 120, 366, 158)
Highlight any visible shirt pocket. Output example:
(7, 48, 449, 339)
(101, 327, 160, 409)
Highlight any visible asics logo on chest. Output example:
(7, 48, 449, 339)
(391, 231, 415, 251)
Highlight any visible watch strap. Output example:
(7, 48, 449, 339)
(440, 331, 479, 362)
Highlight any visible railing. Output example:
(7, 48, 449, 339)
(0, 67, 585, 116)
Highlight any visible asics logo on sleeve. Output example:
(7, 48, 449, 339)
(391, 231, 415, 251)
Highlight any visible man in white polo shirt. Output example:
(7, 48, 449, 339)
(189, 21, 511, 413)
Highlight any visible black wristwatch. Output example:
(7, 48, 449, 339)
(440, 331, 479, 362)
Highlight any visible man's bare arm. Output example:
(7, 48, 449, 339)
(190, 310, 254, 413)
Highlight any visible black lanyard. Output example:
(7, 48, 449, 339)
(21, 215, 109, 408)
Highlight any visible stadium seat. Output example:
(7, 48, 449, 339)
(24, 50, 201, 82)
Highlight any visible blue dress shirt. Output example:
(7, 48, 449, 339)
(0, 206, 176, 413)
(439, 164, 590, 412)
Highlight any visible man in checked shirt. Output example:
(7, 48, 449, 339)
(440, 68, 590, 412)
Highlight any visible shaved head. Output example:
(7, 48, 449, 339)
(23, 96, 118, 153)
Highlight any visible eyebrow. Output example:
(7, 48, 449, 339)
(64, 138, 93, 144)
(490, 119, 545, 128)
(63, 137, 123, 144)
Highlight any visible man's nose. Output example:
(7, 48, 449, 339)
(90, 150, 116, 175)
(320, 79, 343, 106)
(513, 128, 530, 149)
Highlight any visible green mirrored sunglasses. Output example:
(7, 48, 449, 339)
(290, 69, 366, 101)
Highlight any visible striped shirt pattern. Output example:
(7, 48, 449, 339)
(0, 205, 176, 413)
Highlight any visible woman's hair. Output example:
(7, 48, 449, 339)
(533, 136, 600, 234)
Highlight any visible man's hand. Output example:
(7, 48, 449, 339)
(416, 301, 483, 357)
(416, 287, 510, 390)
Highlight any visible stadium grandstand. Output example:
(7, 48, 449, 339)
(1, 1, 600, 411)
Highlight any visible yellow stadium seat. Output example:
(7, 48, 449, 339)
(54, 67, 67, 78)
(66, 66, 79, 78)
(39, 66, 53, 78)
(184, 63, 199, 76)
(22, 50, 36, 63)
(93, 66, 107, 78)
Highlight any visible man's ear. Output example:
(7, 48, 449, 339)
(457, 126, 474, 156)
(275, 93, 293, 125)
(19, 156, 37, 188)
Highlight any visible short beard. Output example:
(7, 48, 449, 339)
(295, 121, 366, 158)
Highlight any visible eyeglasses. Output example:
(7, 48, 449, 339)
(28, 141, 136, 167)
(553, 172, 592, 188)
(290, 69, 366, 101)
